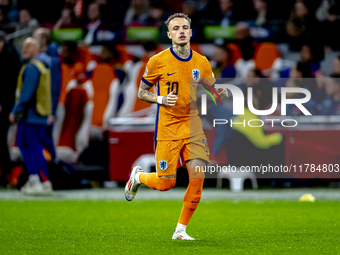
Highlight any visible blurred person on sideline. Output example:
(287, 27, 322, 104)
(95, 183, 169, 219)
(9, 38, 53, 195)
(235, 22, 256, 61)
(319, 74, 340, 115)
(211, 43, 236, 80)
(97, 42, 127, 83)
(33, 28, 61, 161)
(60, 41, 85, 103)
(0, 31, 21, 187)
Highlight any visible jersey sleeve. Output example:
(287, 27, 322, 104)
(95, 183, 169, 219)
(200, 57, 216, 87)
(141, 56, 160, 87)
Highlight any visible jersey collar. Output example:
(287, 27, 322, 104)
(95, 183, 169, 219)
(170, 46, 192, 62)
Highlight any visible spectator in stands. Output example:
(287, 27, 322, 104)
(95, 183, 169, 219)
(252, 0, 270, 26)
(0, 5, 10, 27)
(332, 56, 340, 74)
(18, 8, 39, 28)
(196, 0, 221, 23)
(219, 0, 242, 27)
(182, 0, 200, 27)
(123, 0, 149, 25)
(323, 5, 340, 50)
(290, 62, 318, 99)
(0, 0, 18, 23)
(319, 74, 340, 115)
(316, 0, 334, 22)
(0, 31, 21, 187)
(53, 8, 79, 30)
(9, 38, 53, 195)
(83, 2, 102, 45)
(33, 28, 61, 161)
(286, 0, 320, 51)
(13, 9, 39, 55)
(299, 43, 324, 76)
(285, 78, 318, 115)
(235, 22, 255, 61)
(145, 0, 170, 27)
(211, 43, 236, 80)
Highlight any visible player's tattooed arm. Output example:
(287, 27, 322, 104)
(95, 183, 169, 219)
(138, 81, 158, 104)
(138, 81, 178, 106)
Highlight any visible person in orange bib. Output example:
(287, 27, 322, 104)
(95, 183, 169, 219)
(125, 13, 229, 240)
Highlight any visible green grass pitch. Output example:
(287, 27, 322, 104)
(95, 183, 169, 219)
(0, 200, 339, 254)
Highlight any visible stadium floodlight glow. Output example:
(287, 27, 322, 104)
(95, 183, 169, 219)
(201, 85, 312, 116)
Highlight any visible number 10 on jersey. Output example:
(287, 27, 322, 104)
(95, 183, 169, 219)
(167, 81, 179, 95)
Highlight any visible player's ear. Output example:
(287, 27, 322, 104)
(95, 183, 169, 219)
(167, 31, 172, 40)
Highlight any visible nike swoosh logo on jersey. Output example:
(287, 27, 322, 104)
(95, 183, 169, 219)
(167, 72, 176, 76)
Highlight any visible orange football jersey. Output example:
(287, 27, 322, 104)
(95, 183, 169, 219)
(142, 47, 215, 141)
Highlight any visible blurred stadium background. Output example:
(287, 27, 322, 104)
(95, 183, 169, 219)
(1, 0, 340, 253)
(1, 0, 340, 189)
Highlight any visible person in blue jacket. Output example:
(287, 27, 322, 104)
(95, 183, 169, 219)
(9, 37, 53, 195)
(33, 28, 61, 160)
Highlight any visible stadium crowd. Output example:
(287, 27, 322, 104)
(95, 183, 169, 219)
(1, 0, 340, 191)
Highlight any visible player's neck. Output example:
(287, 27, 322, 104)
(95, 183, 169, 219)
(172, 43, 191, 59)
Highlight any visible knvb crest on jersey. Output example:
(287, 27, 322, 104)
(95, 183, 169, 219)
(159, 160, 168, 171)
(192, 69, 200, 83)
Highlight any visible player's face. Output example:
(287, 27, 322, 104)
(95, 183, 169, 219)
(167, 18, 192, 46)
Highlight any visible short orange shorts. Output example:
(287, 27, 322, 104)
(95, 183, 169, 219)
(155, 134, 210, 176)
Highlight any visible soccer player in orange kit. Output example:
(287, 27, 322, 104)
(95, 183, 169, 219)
(125, 13, 229, 240)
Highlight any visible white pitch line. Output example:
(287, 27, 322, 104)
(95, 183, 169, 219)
(0, 188, 340, 201)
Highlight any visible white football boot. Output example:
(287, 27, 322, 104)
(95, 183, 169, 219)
(125, 166, 143, 201)
(41, 180, 53, 195)
(21, 175, 52, 196)
(172, 229, 196, 240)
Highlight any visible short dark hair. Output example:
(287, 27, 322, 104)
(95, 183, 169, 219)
(296, 62, 312, 77)
(143, 40, 158, 52)
(63, 41, 78, 53)
(164, 13, 191, 28)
